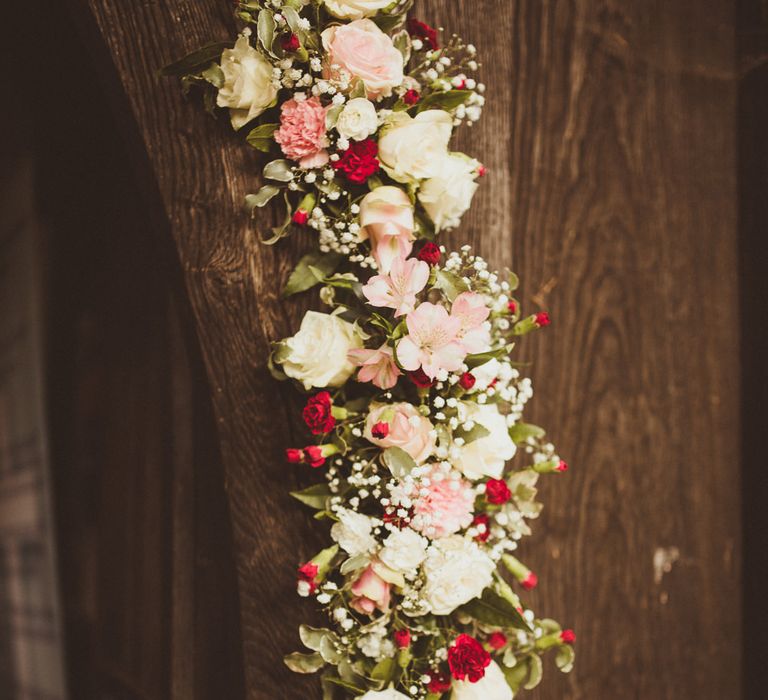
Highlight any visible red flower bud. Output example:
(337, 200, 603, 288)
(303, 445, 326, 468)
(407, 368, 435, 388)
(560, 629, 576, 645)
(535, 311, 551, 327)
(403, 88, 420, 105)
(485, 478, 512, 505)
(448, 634, 491, 682)
(521, 571, 538, 591)
(472, 514, 491, 542)
(417, 242, 441, 266)
(297, 561, 319, 593)
(477, 164, 488, 177)
(459, 371, 476, 390)
(371, 421, 390, 439)
(507, 300, 517, 314)
(427, 670, 452, 693)
(292, 209, 308, 225)
(302, 391, 336, 434)
(280, 32, 300, 52)
(556, 459, 568, 472)
(487, 631, 507, 650)
(394, 628, 411, 649)
(286, 448, 303, 463)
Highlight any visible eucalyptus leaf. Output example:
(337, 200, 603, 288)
(433, 269, 469, 302)
(289, 483, 333, 510)
(160, 42, 229, 76)
(257, 9, 277, 56)
(246, 122, 279, 152)
(555, 644, 575, 673)
(284, 651, 324, 674)
(264, 159, 295, 182)
(371, 657, 396, 682)
(381, 446, 417, 479)
(508, 422, 546, 444)
(464, 346, 508, 368)
(319, 635, 344, 664)
(245, 184, 280, 210)
(524, 654, 544, 690)
(284, 251, 344, 296)
(299, 625, 332, 652)
(454, 423, 490, 444)
(340, 553, 369, 575)
(392, 29, 412, 64)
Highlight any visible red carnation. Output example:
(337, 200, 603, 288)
(371, 421, 390, 439)
(521, 571, 538, 591)
(280, 32, 300, 52)
(297, 561, 319, 593)
(394, 628, 411, 649)
(487, 631, 507, 650)
(507, 300, 517, 314)
(472, 514, 491, 542)
(286, 448, 303, 463)
(448, 634, 491, 682)
(556, 459, 568, 472)
(292, 208, 309, 225)
(417, 241, 441, 265)
(303, 445, 326, 468)
(427, 670, 452, 693)
(303, 391, 336, 434)
(403, 88, 421, 105)
(477, 163, 487, 177)
(485, 478, 512, 505)
(459, 372, 476, 390)
(534, 311, 551, 327)
(407, 18, 439, 50)
(407, 368, 434, 388)
(560, 629, 576, 645)
(332, 139, 380, 184)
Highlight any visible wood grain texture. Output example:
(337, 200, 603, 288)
(66, 0, 741, 697)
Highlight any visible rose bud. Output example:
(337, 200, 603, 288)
(407, 368, 435, 388)
(285, 448, 303, 463)
(485, 478, 512, 505)
(556, 459, 568, 472)
(292, 209, 309, 226)
(280, 32, 300, 53)
(507, 300, 517, 314)
(417, 241, 441, 266)
(477, 163, 488, 177)
(371, 421, 390, 439)
(487, 631, 507, 650)
(403, 89, 420, 106)
(301, 443, 340, 469)
(459, 371, 476, 390)
(534, 311, 551, 327)
(522, 571, 538, 591)
(560, 629, 576, 645)
(394, 628, 411, 649)
(472, 514, 491, 542)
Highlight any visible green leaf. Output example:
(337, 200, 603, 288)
(299, 625, 333, 652)
(290, 483, 332, 510)
(324, 676, 366, 694)
(246, 122, 279, 152)
(503, 659, 529, 692)
(371, 657, 396, 682)
(245, 184, 281, 210)
(257, 9, 277, 56)
(201, 62, 224, 88)
(340, 553, 369, 575)
(508, 422, 546, 444)
(284, 651, 324, 674)
(261, 192, 293, 244)
(433, 269, 469, 302)
(555, 644, 575, 673)
(319, 635, 344, 664)
(459, 588, 531, 631)
(381, 446, 417, 479)
(392, 29, 412, 64)
(284, 251, 344, 296)
(264, 159, 295, 182)
(454, 423, 490, 444)
(416, 89, 472, 113)
(349, 80, 367, 99)
(464, 346, 509, 368)
(524, 654, 543, 690)
(161, 42, 229, 76)
(325, 103, 344, 129)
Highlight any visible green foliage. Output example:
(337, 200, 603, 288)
(245, 184, 281, 210)
(416, 89, 473, 114)
(284, 651, 324, 674)
(246, 122, 278, 152)
(381, 446, 417, 478)
(459, 588, 531, 630)
(160, 42, 229, 76)
(508, 422, 546, 444)
(433, 269, 469, 302)
(284, 251, 344, 296)
(290, 483, 333, 510)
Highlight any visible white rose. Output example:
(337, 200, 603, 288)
(421, 535, 495, 615)
(280, 311, 363, 390)
(217, 34, 278, 130)
(378, 110, 453, 182)
(357, 690, 412, 700)
(324, 0, 392, 20)
(336, 97, 379, 141)
(451, 661, 514, 700)
(331, 508, 378, 557)
(379, 528, 428, 573)
(453, 403, 516, 480)
(418, 153, 480, 231)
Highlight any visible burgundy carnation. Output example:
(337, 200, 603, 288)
(303, 446, 326, 468)
(448, 634, 491, 682)
(280, 32, 300, 52)
(560, 629, 576, 645)
(407, 368, 435, 388)
(332, 139, 380, 184)
(394, 628, 411, 649)
(417, 242, 441, 265)
(303, 391, 336, 434)
(535, 311, 551, 327)
(485, 478, 512, 505)
(427, 670, 452, 693)
(407, 18, 439, 50)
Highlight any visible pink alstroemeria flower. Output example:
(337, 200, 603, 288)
(451, 291, 492, 353)
(362, 256, 430, 317)
(348, 343, 402, 389)
(358, 186, 416, 273)
(396, 302, 465, 380)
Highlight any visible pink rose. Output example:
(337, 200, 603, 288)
(451, 291, 492, 353)
(358, 186, 415, 273)
(411, 464, 475, 539)
(348, 343, 402, 389)
(364, 402, 435, 463)
(350, 564, 391, 615)
(321, 19, 404, 99)
(274, 97, 329, 168)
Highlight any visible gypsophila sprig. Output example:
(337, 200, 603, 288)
(165, 1, 574, 697)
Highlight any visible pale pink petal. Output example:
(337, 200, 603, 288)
(395, 336, 421, 370)
(460, 325, 492, 354)
(299, 149, 329, 169)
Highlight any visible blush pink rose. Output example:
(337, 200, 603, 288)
(350, 564, 391, 615)
(451, 291, 492, 353)
(364, 402, 435, 463)
(411, 464, 476, 539)
(274, 97, 330, 168)
(348, 343, 402, 389)
(321, 19, 404, 99)
(358, 186, 416, 274)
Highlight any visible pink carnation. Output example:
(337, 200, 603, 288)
(411, 464, 475, 539)
(274, 97, 329, 168)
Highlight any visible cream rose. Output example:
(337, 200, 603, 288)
(279, 311, 363, 390)
(377, 110, 454, 182)
(451, 661, 514, 700)
(358, 186, 416, 273)
(324, 0, 392, 20)
(321, 20, 404, 99)
(421, 536, 495, 615)
(378, 528, 428, 573)
(418, 153, 480, 230)
(453, 403, 516, 480)
(336, 97, 379, 141)
(331, 508, 378, 557)
(216, 34, 278, 130)
(364, 402, 436, 463)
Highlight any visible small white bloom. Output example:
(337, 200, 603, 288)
(379, 528, 428, 573)
(331, 508, 378, 556)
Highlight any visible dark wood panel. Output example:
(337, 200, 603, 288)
(65, 0, 742, 698)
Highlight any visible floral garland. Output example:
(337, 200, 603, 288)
(165, 1, 574, 698)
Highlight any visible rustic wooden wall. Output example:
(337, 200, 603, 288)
(58, 0, 742, 698)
